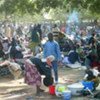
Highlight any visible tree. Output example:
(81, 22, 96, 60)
(0, 0, 100, 15)
(0, 0, 99, 22)
(63, 0, 100, 14)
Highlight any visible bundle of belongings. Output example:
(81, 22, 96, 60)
(66, 68, 100, 97)
(80, 68, 100, 96)
(0, 60, 22, 79)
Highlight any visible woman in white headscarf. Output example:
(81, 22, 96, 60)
(24, 55, 55, 95)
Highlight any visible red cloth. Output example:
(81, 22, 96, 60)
(92, 62, 100, 71)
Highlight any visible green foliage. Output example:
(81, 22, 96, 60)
(0, 0, 99, 21)
(0, 0, 100, 15)
(65, 0, 100, 14)
(0, 0, 62, 15)
(0, 0, 35, 15)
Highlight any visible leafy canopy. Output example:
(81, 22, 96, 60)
(0, 0, 99, 15)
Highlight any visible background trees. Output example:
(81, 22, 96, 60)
(0, 0, 99, 22)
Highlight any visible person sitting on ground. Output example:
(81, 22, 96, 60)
(62, 48, 79, 65)
(85, 39, 98, 69)
(9, 37, 23, 59)
(83, 68, 100, 91)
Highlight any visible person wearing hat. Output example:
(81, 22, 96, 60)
(24, 55, 55, 96)
(43, 32, 61, 83)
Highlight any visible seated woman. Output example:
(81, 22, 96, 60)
(62, 48, 79, 65)
(83, 68, 100, 91)
(9, 37, 23, 59)
(24, 55, 55, 95)
(85, 43, 100, 71)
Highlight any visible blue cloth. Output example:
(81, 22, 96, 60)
(51, 61, 58, 82)
(81, 80, 94, 91)
(43, 41, 61, 61)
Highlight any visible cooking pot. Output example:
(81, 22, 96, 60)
(67, 83, 84, 95)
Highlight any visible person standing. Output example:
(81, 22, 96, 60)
(29, 25, 40, 55)
(43, 33, 61, 83)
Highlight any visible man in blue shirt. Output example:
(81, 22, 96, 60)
(43, 33, 61, 83)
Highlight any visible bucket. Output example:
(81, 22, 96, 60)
(67, 83, 84, 96)
(55, 84, 67, 97)
(49, 85, 55, 95)
(62, 90, 71, 100)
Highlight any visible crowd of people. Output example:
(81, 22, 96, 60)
(0, 21, 100, 95)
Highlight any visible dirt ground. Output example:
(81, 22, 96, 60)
(0, 67, 100, 100)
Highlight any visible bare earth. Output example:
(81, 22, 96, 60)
(0, 67, 100, 100)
